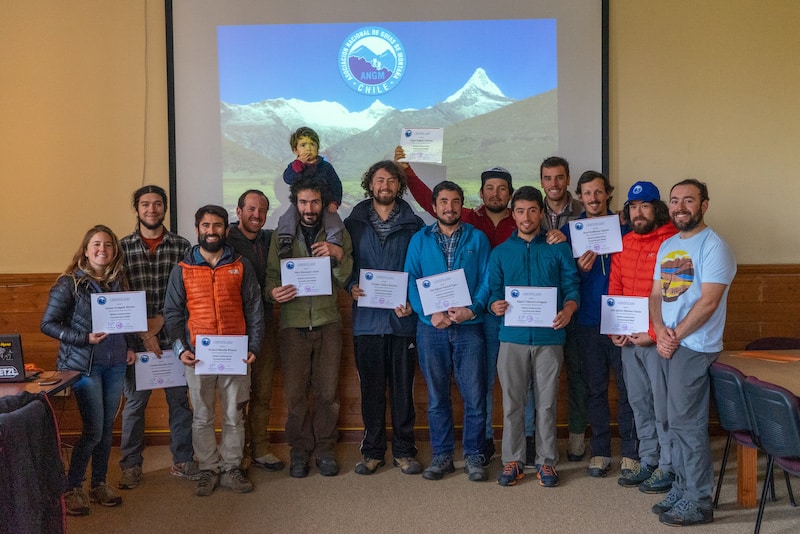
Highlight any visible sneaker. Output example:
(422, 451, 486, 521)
(567, 432, 585, 461)
(290, 457, 310, 478)
(587, 455, 611, 477)
(652, 488, 682, 514)
(422, 453, 455, 481)
(118, 465, 143, 489)
(497, 461, 525, 487)
(316, 457, 339, 477)
(525, 435, 536, 468)
(640, 467, 675, 494)
(251, 453, 285, 472)
(170, 461, 201, 480)
(195, 470, 219, 497)
(220, 468, 253, 493)
(464, 454, 488, 482)
(617, 457, 641, 484)
(618, 461, 655, 487)
(89, 482, 122, 507)
(393, 457, 423, 475)
(480, 438, 496, 467)
(64, 488, 90, 516)
(659, 499, 713, 527)
(537, 464, 559, 487)
(354, 457, 385, 475)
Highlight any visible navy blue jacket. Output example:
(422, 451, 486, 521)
(344, 198, 424, 337)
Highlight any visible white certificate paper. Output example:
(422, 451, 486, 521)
(568, 215, 623, 257)
(357, 269, 408, 310)
(600, 295, 650, 335)
(280, 256, 332, 297)
(194, 335, 248, 375)
(399, 127, 444, 164)
(134, 350, 187, 391)
(416, 268, 473, 316)
(90, 291, 148, 334)
(503, 286, 558, 327)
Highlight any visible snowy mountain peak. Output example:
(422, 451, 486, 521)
(444, 68, 505, 103)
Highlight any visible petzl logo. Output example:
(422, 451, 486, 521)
(97, 296, 107, 305)
(339, 26, 405, 95)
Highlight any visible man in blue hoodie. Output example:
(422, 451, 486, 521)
(405, 180, 491, 482)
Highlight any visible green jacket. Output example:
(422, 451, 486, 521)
(265, 223, 353, 329)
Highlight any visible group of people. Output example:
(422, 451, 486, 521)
(41, 126, 735, 528)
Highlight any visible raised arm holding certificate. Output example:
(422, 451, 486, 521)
(568, 214, 623, 258)
(398, 127, 444, 164)
(357, 269, 408, 309)
(415, 268, 473, 316)
(90, 290, 147, 334)
(503, 286, 558, 327)
(194, 335, 248, 376)
(280, 256, 332, 297)
(599, 295, 649, 335)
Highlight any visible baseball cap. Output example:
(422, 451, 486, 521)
(625, 181, 660, 205)
(481, 166, 513, 188)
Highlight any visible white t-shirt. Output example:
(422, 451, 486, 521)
(653, 227, 737, 353)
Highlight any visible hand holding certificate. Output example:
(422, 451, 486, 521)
(398, 128, 444, 164)
(280, 257, 332, 297)
(568, 215, 623, 257)
(194, 335, 249, 375)
(91, 291, 148, 334)
(599, 295, 649, 335)
(357, 269, 408, 310)
(503, 287, 558, 327)
(415, 268, 473, 316)
(134, 350, 187, 391)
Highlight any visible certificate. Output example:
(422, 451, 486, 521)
(90, 291, 147, 334)
(415, 268, 473, 316)
(600, 295, 650, 335)
(194, 335, 248, 375)
(357, 269, 408, 310)
(134, 350, 187, 391)
(503, 286, 557, 328)
(280, 256, 332, 297)
(568, 215, 623, 257)
(399, 127, 444, 164)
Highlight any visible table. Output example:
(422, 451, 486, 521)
(716, 349, 800, 508)
(0, 369, 81, 398)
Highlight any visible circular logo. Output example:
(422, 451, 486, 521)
(632, 185, 643, 195)
(510, 289, 520, 299)
(575, 222, 584, 231)
(140, 354, 149, 364)
(339, 27, 405, 95)
(606, 297, 615, 307)
(286, 261, 295, 270)
(201, 338, 211, 346)
(404, 130, 412, 138)
(97, 296, 107, 305)
(365, 272, 374, 281)
(422, 280, 431, 289)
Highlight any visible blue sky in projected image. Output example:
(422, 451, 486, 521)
(217, 19, 556, 111)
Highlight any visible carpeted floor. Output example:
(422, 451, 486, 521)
(65, 437, 798, 534)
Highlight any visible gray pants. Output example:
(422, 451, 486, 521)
(621, 344, 671, 471)
(497, 342, 562, 466)
(666, 346, 718, 508)
(185, 366, 251, 472)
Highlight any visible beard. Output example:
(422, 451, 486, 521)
(199, 233, 226, 253)
(373, 192, 396, 206)
(484, 202, 508, 214)
(632, 217, 656, 235)
(139, 216, 165, 231)
(671, 210, 703, 232)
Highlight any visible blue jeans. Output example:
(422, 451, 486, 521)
(68, 362, 127, 489)
(119, 364, 194, 469)
(416, 321, 486, 457)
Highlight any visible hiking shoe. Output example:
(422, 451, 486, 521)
(587, 455, 611, 477)
(497, 461, 525, 487)
(195, 470, 219, 497)
(354, 457, 385, 475)
(652, 488, 682, 514)
(316, 457, 339, 477)
(393, 457, 423, 475)
(252, 453, 285, 472)
(64, 488, 90, 516)
(170, 461, 201, 480)
(659, 499, 713, 527)
(525, 435, 537, 468)
(618, 457, 641, 484)
(220, 468, 253, 493)
(464, 454, 488, 482)
(537, 464, 559, 487)
(618, 461, 655, 487)
(567, 432, 585, 461)
(89, 483, 122, 507)
(118, 465, 143, 489)
(640, 467, 675, 494)
(290, 457, 310, 478)
(422, 454, 455, 480)
(480, 438, 496, 467)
